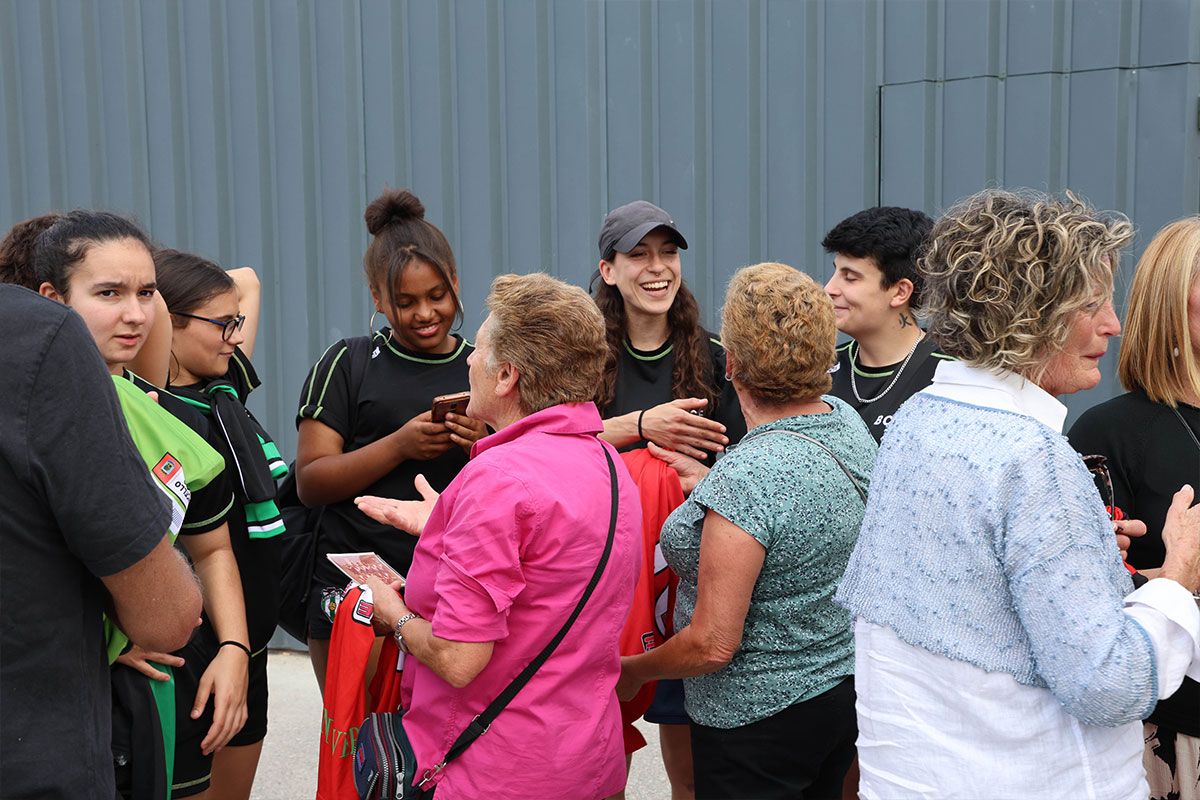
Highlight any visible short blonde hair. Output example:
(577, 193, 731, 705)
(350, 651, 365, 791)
(1118, 216, 1200, 406)
(721, 262, 836, 406)
(485, 272, 606, 415)
(921, 189, 1133, 381)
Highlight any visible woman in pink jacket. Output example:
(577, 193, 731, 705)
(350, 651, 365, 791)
(357, 272, 643, 800)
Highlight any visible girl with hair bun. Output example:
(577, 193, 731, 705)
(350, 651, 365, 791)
(295, 187, 486, 689)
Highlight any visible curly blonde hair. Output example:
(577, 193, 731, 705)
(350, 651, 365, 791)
(721, 262, 836, 406)
(921, 189, 1133, 380)
(485, 272, 607, 415)
(1118, 216, 1200, 406)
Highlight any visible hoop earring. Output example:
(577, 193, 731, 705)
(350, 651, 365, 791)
(369, 310, 381, 333)
(724, 371, 733, 382)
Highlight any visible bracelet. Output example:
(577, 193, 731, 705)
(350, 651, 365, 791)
(637, 409, 648, 442)
(393, 612, 420, 654)
(219, 640, 252, 658)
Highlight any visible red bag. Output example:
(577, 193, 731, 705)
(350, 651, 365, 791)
(316, 585, 405, 799)
(618, 450, 685, 752)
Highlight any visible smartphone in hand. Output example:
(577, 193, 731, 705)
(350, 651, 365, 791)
(431, 391, 470, 423)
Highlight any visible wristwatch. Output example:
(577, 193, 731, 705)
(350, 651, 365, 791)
(393, 612, 419, 654)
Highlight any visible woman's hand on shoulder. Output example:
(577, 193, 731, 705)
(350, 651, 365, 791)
(393, 410, 456, 461)
(648, 441, 709, 496)
(444, 412, 488, 454)
(641, 399, 729, 460)
(1160, 484, 1200, 592)
(356, 475, 440, 536)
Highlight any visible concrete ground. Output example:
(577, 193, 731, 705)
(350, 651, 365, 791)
(251, 649, 670, 799)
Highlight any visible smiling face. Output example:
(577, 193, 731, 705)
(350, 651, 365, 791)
(823, 253, 908, 338)
(171, 287, 244, 384)
(373, 257, 459, 354)
(599, 227, 682, 322)
(1037, 294, 1121, 397)
(40, 238, 157, 374)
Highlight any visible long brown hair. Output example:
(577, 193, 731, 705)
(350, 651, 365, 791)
(591, 273, 717, 414)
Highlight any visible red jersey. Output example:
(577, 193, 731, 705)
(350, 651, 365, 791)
(617, 450, 685, 752)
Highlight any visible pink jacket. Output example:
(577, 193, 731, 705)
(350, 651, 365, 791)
(400, 402, 642, 800)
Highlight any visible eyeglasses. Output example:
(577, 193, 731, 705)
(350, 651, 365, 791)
(174, 312, 246, 342)
(1082, 454, 1115, 521)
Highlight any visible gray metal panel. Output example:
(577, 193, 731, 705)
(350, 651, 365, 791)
(2, 0, 1197, 449)
(880, 60, 1200, 419)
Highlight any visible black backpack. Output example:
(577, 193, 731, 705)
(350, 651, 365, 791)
(276, 335, 375, 643)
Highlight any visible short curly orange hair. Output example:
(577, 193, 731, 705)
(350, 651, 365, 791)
(721, 262, 836, 406)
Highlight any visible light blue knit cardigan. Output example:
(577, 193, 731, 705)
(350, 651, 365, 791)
(835, 393, 1157, 728)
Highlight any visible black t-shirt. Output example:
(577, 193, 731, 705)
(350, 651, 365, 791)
(297, 330, 473, 585)
(603, 333, 746, 466)
(1068, 389, 1200, 735)
(0, 287, 169, 799)
(167, 348, 281, 650)
(126, 371, 233, 536)
(829, 337, 951, 443)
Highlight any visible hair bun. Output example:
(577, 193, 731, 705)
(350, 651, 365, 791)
(364, 189, 426, 235)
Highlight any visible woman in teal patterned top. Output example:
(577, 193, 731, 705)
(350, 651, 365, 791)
(617, 262, 878, 799)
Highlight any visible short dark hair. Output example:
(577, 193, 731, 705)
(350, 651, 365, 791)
(821, 206, 933, 308)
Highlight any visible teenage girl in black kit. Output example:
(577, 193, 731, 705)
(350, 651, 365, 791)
(295, 188, 487, 693)
(592, 201, 745, 800)
(155, 251, 278, 800)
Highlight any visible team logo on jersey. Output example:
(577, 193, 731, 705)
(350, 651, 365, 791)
(371, 346, 380, 359)
(152, 453, 191, 506)
(351, 589, 375, 625)
(155, 454, 180, 481)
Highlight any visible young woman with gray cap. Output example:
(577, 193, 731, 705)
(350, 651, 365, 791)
(592, 200, 745, 800)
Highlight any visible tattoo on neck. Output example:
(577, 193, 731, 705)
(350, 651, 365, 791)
(899, 312, 915, 328)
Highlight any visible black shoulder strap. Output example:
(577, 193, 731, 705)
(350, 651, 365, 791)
(420, 443, 620, 787)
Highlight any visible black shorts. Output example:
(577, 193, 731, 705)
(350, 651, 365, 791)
(690, 677, 857, 800)
(644, 678, 689, 725)
(171, 631, 270, 797)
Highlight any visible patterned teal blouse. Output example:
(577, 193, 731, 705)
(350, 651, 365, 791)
(660, 397, 878, 728)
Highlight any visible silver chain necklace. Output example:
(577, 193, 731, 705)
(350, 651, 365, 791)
(849, 332, 926, 405)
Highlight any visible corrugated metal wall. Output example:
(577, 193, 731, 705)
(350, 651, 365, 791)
(3, 0, 1199, 448)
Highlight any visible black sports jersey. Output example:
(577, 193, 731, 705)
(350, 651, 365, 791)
(1068, 390, 1200, 736)
(125, 371, 233, 536)
(297, 330, 473, 586)
(167, 347, 282, 651)
(829, 337, 951, 443)
(603, 333, 745, 466)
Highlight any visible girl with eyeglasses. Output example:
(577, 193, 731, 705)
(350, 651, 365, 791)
(153, 248, 283, 800)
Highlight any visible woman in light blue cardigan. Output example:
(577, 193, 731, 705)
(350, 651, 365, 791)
(836, 189, 1200, 800)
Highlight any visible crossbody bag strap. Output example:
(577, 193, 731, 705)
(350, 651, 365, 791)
(420, 441, 620, 785)
(744, 429, 868, 505)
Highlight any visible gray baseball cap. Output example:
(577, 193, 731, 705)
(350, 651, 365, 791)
(597, 200, 689, 260)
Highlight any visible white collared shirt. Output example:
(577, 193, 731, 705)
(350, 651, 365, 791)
(854, 361, 1200, 800)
